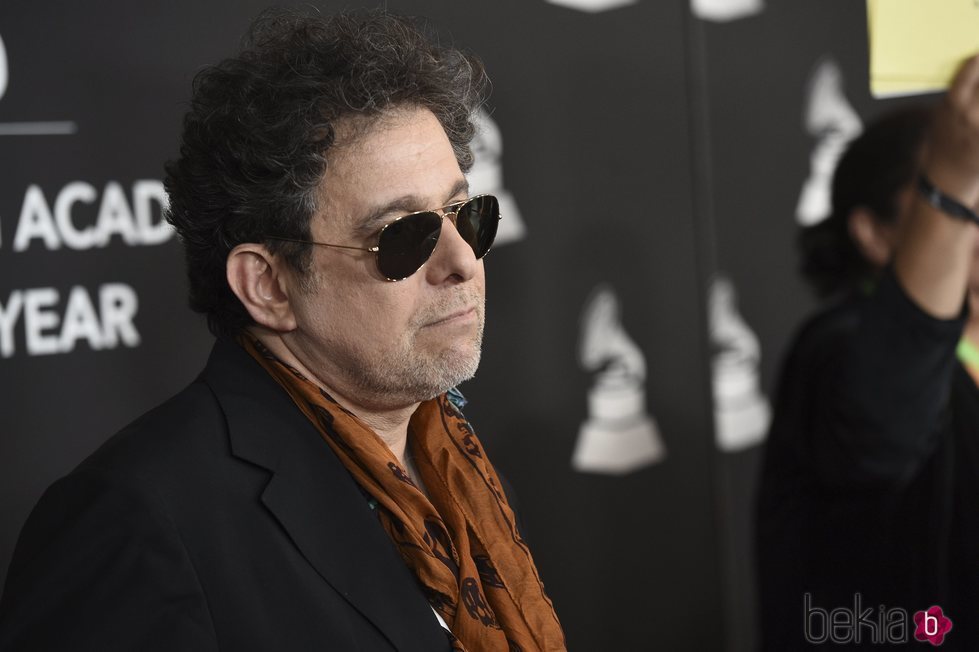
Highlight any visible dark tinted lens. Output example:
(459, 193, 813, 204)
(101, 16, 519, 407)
(456, 195, 500, 258)
(376, 211, 442, 280)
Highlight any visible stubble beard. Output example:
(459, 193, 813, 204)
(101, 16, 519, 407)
(347, 291, 485, 407)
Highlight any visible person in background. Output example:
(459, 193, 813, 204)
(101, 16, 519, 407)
(0, 9, 565, 651)
(757, 57, 979, 650)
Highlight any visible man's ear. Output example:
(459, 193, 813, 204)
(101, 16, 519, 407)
(226, 243, 297, 332)
(848, 207, 897, 269)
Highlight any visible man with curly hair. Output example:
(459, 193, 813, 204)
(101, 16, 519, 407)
(0, 9, 565, 652)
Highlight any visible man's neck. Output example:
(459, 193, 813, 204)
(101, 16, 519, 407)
(247, 328, 417, 466)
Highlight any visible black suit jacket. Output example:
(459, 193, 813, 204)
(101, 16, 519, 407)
(0, 339, 453, 651)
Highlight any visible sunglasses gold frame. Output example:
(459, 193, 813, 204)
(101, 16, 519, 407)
(264, 193, 501, 281)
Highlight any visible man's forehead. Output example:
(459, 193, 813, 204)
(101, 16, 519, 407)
(326, 107, 431, 159)
(315, 108, 467, 234)
(326, 176, 470, 241)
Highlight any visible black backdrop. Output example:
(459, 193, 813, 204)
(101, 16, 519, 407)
(0, 1, 929, 649)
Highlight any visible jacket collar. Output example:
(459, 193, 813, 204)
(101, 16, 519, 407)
(201, 338, 446, 651)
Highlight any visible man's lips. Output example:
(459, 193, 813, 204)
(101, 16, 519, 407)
(424, 306, 477, 327)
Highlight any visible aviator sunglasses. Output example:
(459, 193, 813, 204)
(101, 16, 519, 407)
(266, 194, 501, 281)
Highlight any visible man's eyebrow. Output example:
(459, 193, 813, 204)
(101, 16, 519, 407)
(353, 178, 471, 239)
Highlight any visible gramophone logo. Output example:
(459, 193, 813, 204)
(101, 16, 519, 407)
(573, 284, 666, 475)
(691, 0, 764, 22)
(708, 275, 770, 452)
(0, 32, 77, 136)
(544, 0, 637, 13)
(796, 57, 862, 226)
(0, 33, 8, 102)
(467, 109, 526, 246)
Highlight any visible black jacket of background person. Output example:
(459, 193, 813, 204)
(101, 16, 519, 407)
(756, 269, 979, 650)
(0, 338, 456, 651)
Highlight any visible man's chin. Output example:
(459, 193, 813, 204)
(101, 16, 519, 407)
(434, 347, 482, 390)
(360, 348, 480, 407)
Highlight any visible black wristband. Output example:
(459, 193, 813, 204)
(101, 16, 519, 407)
(917, 174, 979, 225)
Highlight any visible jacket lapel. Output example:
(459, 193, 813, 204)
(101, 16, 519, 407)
(201, 339, 446, 651)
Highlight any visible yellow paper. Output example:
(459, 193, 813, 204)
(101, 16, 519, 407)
(868, 0, 979, 98)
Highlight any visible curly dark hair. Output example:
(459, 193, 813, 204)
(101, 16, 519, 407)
(164, 8, 490, 337)
(798, 104, 932, 299)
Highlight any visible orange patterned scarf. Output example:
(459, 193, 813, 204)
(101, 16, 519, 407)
(241, 337, 565, 651)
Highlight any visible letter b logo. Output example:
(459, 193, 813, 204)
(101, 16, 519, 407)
(913, 605, 953, 645)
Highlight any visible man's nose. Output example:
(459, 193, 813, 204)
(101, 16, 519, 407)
(424, 214, 479, 283)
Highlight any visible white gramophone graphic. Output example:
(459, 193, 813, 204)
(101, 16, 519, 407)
(543, 0, 637, 13)
(572, 285, 666, 474)
(796, 57, 863, 226)
(0, 33, 8, 102)
(467, 109, 526, 246)
(708, 275, 770, 452)
(691, 0, 764, 23)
